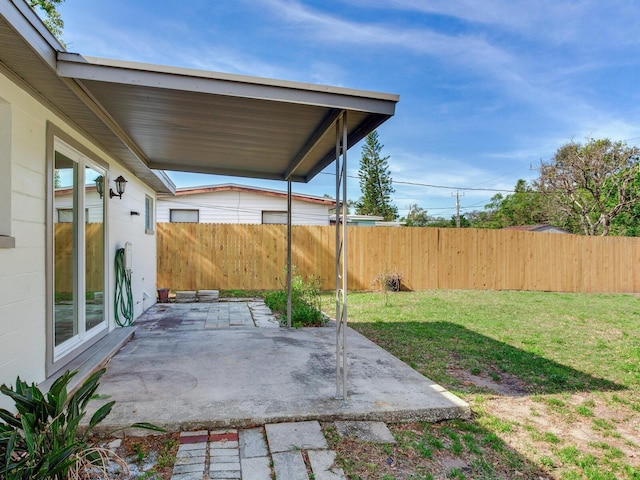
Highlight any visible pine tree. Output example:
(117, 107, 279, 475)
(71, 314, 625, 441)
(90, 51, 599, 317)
(355, 131, 398, 221)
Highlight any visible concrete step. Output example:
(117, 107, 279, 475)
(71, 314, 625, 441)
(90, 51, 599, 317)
(38, 326, 136, 396)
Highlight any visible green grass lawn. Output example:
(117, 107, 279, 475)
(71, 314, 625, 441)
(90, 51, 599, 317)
(321, 290, 640, 479)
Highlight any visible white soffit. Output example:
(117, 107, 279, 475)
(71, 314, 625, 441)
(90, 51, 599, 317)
(56, 54, 399, 183)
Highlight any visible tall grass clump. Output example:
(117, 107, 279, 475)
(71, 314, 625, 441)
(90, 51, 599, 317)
(264, 267, 326, 328)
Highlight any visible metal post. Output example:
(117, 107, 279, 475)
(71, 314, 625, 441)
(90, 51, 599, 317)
(286, 180, 292, 329)
(335, 111, 348, 400)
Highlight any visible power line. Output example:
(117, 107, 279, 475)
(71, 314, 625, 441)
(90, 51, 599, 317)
(318, 172, 514, 193)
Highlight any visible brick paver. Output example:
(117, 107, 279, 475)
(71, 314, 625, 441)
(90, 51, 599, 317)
(170, 421, 382, 479)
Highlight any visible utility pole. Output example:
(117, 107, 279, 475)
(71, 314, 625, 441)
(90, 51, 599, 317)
(452, 190, 464, 228)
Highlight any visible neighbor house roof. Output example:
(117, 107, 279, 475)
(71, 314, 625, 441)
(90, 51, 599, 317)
(1, 0, 398, 191)
(503, 225, 570, 234)
(162, 183, 337, 206)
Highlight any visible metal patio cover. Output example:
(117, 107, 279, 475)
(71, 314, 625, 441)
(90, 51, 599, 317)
(56, 54, 399, 184)
(2, 0, 398, 190)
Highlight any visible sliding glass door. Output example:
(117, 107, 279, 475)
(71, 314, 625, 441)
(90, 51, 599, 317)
(52, 139, 107, 360)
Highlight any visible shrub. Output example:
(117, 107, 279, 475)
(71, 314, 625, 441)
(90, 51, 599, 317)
(371, 269, 403, 306)
(0, 368, 161, 480)
(264, 267, 326, 328)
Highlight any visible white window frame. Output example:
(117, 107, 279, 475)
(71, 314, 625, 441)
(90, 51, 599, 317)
(170, 209, 200, 223)
(262, 210, 288, 225)
(46, 123, 110, 375)
(0, 99, 14, 248)
(145, 195, 155, 234)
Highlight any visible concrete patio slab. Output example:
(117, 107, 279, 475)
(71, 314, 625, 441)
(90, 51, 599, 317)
(87, 303, 470, 432)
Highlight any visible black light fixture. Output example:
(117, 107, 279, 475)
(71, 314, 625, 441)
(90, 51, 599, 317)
(95, 175, 104, 199)
(110, 175, 127, 199)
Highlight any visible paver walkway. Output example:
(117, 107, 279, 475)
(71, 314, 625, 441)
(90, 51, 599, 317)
(171, 420, 394, 479)
(146, 300, 280, 330)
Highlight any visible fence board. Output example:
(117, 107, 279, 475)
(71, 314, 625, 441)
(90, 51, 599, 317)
(155, 224, 640, 294)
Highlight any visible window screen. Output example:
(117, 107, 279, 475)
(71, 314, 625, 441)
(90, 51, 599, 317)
(170, 209, 199, 223)
(262, 211, 288, 224)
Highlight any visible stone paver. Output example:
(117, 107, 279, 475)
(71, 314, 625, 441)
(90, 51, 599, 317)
(240, 456, 271, 480)
(265, 420, 328, 453)
(239, 428, 268, 458)
(272, 451, 309, 480)
(171, 421, 401, 480)
(334, 420, 397, 443)
(308, 450, 347, 480)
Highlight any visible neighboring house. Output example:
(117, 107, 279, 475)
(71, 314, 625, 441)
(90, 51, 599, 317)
(0, 0, 397, 405)
(330, 214, 405, 227)
(157, 184, 335, 225)
(503, 225, 570, 234)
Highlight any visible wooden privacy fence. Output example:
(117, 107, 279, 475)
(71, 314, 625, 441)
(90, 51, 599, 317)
(156, 223, 640, 293)
(54, 223, 104, 294)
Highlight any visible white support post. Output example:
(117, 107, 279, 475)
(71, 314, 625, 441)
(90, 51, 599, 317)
(286, 180, 292, 329)
(335, 111, 348, 400)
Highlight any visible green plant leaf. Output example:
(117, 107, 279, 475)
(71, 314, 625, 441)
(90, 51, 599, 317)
(88, 401, 115, 430)
(0, 408, 21, 428)
(129, 422, 166, 432)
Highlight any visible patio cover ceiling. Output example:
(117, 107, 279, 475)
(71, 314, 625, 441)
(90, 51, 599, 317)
(55, 54, 399, 184)
(2, 0, 398, 192)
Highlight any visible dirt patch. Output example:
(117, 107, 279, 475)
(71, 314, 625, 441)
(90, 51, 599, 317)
(447, 366, 531, 396)
(97, 432, 179, 479)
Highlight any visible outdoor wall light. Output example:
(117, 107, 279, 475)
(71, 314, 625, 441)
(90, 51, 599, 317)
(94, 175, 127, 199)
(111, 175, 127, 199)
(95, 175, 104, 198)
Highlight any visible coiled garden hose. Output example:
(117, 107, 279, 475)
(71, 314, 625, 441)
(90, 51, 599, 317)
(114, 247, 134, 326)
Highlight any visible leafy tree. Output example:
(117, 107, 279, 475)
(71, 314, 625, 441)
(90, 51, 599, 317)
(403, 204, 431, 226)
(609, 174, 640, 236)
(482, 179, 548, 228)
(536, 138, 640, 236)
(29, 0, 65, 41)
(324, 195, 355, 215)
(355, 131, 398, 221)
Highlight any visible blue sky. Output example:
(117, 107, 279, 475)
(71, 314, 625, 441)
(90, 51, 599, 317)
(55, 0, 640, 219)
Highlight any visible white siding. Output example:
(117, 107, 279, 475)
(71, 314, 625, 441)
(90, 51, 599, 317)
(0, 69, 159, 405)
(108, 171, 159, 320)
(0, 73, 48, 405)
(157, 190, 330, 225)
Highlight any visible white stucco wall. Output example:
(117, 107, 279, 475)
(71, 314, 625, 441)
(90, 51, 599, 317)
(0, 69, 159, 403)
(157, 190, 330, 225)
(106, 170, 158, 319)
(0, 73, 48, 401)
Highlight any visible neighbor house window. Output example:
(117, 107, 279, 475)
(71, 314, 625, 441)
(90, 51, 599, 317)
(145, 195, 154, 234)
(57, 208, 89, 223)
(170, 209, 199, 223)
(262, 211, 288, 224)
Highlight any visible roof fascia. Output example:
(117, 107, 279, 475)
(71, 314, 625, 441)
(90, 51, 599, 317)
(2, 0, 63, 71)
(151, 169, 176, 194)
(173, 185, 335, 205)
(160, 163, 306, 183)
(56, 53, 398, 115)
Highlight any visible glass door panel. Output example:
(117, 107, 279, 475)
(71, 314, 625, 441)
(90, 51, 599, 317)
(53, 151, 77, 346)
(85, 166, 105, 331)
